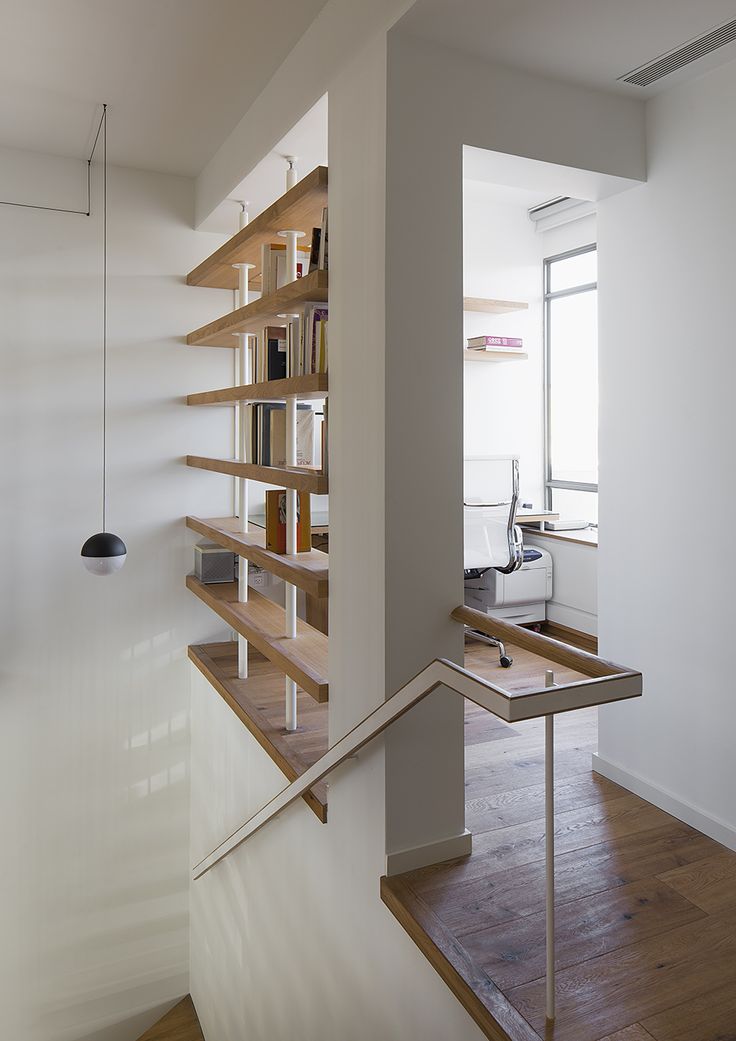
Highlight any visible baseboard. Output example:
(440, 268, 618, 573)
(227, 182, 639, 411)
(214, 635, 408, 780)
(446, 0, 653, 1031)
(592, 753, 736, 852)
(546, 602, 597, 636)
(541, 620, 598, 655)
(385, 829, 472, 876)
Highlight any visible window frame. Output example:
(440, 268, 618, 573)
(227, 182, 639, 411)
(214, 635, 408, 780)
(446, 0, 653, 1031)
(543, 242, 599, 517)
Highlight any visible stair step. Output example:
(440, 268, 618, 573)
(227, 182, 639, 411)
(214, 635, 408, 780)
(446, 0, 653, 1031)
(186, 576, 329, 702)
(136, 995, 203, 1041)
(189, 641, 328, 822)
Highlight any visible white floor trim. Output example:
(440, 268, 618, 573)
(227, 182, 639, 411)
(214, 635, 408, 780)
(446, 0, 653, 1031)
(385, 829, 472, 876)
(592, 753, 736, 852)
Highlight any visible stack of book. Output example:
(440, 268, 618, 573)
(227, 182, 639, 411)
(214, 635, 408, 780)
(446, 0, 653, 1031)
(243, 403, 315, 468)
(466, 335, 523, 353)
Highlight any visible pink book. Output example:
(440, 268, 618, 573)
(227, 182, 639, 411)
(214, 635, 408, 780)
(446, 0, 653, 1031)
(467, 335, 523, 349)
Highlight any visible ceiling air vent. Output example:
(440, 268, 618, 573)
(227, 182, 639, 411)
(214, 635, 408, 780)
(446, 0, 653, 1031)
(619, 18, 736, 87)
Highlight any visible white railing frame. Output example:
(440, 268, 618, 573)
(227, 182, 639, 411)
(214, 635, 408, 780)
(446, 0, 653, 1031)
(192, 643, 641, 1022)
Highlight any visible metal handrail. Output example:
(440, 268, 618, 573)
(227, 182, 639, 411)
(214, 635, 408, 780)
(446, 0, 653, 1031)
(191, 630, 641, 1022)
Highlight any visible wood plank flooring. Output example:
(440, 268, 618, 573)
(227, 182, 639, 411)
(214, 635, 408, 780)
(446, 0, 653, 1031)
(382, 637, 736, 1041)
(137, 996, 204, 1041)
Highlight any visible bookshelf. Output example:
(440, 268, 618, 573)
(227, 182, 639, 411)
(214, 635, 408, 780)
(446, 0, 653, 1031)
(186, 166, 328, 290)
(463, 350, 528, 363)
(463, 296, 528, 314)
(187, 269, 328, 347)
(185, 163, 329, 752)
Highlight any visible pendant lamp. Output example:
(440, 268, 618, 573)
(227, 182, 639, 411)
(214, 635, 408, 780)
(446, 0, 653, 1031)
(81, 104, 127, 575)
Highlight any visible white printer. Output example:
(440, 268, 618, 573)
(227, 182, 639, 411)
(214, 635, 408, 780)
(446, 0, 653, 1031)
(464, 545, 553, 625)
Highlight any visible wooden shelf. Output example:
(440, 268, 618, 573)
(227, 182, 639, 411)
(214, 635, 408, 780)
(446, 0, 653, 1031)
(187, 373, 328, 407)
(463, 296, 528, 314)
(186, 166, 328, 290)
(189, 642, 329, 821)
(187, 269, 328, 348)
(187, 516, 328, 598)
(463, 350, 528, 363)
(186, 576, 329, 702)
(187, 456, 329, 494)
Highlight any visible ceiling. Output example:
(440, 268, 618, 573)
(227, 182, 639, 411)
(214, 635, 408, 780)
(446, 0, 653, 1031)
(398, 0, 736, 96)
(0, 0, 328, 176)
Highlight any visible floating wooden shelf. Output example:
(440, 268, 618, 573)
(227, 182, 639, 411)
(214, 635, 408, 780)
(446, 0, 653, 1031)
(187, 373, 328, 407)
(186, 576, 329, 702)
(189, 642, 329, 821)
(187, 456, 329, 494)
(187, 516, 329, 598)
(463, 350, 528, 363)
(187, 166, 328, 290)
(187, 269, 328, 348)
(463, 297, 528, 314)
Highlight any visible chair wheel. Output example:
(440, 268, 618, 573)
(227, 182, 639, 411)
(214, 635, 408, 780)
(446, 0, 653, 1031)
(500, 655, 513, 668)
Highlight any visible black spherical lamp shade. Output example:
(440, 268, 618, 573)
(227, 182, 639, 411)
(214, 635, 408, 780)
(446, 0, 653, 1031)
(81, 532, 127, 576)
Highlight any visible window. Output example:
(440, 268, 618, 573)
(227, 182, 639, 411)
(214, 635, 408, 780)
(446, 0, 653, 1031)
(544, 244, 598, 525)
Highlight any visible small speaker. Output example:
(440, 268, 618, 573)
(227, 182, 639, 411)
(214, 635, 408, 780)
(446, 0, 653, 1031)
(194, 542, 237, 584)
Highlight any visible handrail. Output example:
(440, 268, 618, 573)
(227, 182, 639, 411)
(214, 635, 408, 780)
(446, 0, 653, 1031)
(192, 619, 641, 1025)
(192, 643, 641, 879)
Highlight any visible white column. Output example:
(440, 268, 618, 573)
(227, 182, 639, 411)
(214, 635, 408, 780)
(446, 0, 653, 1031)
(545, 670, 556, 1023)
(285, 156, 298, 191)
(278, 229, 305, 286)
(233, 205, 254, 678)
(284, 394, 298, 731)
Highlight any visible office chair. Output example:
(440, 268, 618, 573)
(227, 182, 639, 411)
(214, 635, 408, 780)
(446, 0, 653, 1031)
(463, 457, 524, 667)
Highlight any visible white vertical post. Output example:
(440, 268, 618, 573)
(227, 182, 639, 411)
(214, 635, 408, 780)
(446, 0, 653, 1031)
(285, 156, 298, 191)
(545, 669, 556, 1023)
(233, 204, 253, 681)
(284, 394, 298, 731)
(278, 229, 305, 286)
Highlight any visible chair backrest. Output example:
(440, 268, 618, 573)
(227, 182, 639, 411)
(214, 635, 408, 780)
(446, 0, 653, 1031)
(463, 457, 523, 573)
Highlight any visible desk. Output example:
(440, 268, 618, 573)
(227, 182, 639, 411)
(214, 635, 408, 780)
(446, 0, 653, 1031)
(515, 509, 559, 530)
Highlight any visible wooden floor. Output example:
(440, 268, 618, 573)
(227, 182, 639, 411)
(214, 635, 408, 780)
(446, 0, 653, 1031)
(382, 637, 736, 1041)
(137, 996, 204, 1041)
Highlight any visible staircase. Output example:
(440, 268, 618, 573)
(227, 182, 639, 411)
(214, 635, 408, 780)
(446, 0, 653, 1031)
(136, 996, 203, 1041)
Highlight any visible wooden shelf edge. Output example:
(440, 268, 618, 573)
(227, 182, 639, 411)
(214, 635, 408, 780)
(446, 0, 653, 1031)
(463, 296, 528, 314)
(186, 575, 329, 702)
(186, 166, 328, 290)
(189, 642, 328, 822)
(186, 269, 329, 347)
(187, 456, 329, 494)
(188, 373, 328, 406)
(186, 516, 329, 598)
(463, 350, 528, 363)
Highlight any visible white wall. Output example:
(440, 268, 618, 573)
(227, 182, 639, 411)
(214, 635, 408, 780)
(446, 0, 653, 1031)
(463, 181, 545, 506)
(0, 150, 231, 1041)
(189, 34, 488, 1041)
(596, 56, 736, 848)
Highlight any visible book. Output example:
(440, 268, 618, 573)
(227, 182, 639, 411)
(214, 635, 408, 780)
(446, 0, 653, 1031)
(309, 227, 321, 272)
(265, 325, 287, 381)
(265, 490, 312, 554)
(260, 243, 310, 294)
(269, 406, 315, 467)
(317, 206, 328, 271)
(466, 335, 523, 349)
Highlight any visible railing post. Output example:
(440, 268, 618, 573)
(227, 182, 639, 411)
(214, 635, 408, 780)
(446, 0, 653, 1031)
(545, 669, 556, 1023)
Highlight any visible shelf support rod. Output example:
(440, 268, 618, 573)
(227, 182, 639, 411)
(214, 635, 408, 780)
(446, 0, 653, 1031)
(233, 200, 254, 680)
(284, 394, 298, 731)
(545, 669, 556, 1024)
